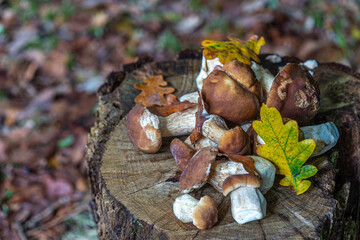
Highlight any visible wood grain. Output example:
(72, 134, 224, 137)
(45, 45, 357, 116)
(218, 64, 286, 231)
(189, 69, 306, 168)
(87, 53, 360, 239)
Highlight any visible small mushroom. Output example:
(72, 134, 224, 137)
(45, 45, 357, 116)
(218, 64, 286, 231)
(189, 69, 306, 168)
(201, 61, 261, 125)
(266, 64, 320, 126)
(202, 115, 251, 155)
(208, 156, 276, 224)
(173, 194, 218, 230)
(170, 138, 195, 171)
(127, 104, 198, 153)
(179, 147, 218, 193)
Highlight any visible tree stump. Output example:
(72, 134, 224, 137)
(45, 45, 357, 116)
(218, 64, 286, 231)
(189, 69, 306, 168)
(86, 52, 360, 239)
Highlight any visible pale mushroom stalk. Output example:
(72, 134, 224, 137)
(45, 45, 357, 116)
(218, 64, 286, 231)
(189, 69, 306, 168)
(158, 105, 198, 137)
(230, 187, 266, 225)
(127, 105, 198, 153)
(202, 115, 229, 144)
(184, 136, 217, 150)
(208, 156, 276, 224)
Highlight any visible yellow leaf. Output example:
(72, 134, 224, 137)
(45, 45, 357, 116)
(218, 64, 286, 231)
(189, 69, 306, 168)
(201, 35, 265, 65)
(252, 104, 317, 195)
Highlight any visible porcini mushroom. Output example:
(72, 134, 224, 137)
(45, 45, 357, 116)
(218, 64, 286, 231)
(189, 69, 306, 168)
(222, 60, 262, 103)
(179, 147, 218, 193)
(127, 104, 198, 153)
(202, 115, 251, 155)
(266, 64, 320, 126)
(170, 138, 195, 171)
(222, 174, 266, 225)
(173, 194, 218, 230)
(208, 156, 276, 224)
(201, 61, 261, 125)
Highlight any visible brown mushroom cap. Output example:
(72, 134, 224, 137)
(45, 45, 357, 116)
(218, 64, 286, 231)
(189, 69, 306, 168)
(202, 70, 260, 125)
(170, 138, 195, 171)
(266, 64, 320, 126)
(126, 105, 162, 154)
(218, 126, 251, 155)
(222, 60, 263, 102)
(222, 174, 261, 196)
(192, 195, 218, 230)
(179, 147, 218, 193)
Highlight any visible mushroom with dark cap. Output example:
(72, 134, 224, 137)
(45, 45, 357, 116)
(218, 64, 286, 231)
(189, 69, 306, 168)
(201, 60, 261, 125)
(266, 63, 320, 126)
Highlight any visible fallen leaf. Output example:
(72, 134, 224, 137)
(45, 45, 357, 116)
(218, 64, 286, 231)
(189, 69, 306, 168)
(57, 136, 74, 149)
(133, 75, 175, 107)
(253, 104, 317, 195)
(147, 94, 197, 116)
(202, 35, 265, 65)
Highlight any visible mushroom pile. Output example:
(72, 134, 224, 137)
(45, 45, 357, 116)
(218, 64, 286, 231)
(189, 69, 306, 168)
(126, 56, 339, 230)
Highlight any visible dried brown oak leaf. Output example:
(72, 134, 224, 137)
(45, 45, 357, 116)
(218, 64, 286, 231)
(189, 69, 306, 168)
(147, 94, 197, 117)
(134, 75, 175, 107)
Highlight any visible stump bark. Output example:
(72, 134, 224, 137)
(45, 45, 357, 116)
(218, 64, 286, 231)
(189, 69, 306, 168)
(86, 52, 360, 239)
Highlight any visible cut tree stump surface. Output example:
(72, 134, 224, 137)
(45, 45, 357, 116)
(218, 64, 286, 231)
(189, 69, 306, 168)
(87, 52, 360, 239)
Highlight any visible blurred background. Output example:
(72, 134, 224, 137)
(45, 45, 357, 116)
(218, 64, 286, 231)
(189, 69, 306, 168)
(0, 0, 359, 239)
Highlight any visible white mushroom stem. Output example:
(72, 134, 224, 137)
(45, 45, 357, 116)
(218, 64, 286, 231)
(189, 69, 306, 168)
(184, 136, 217, 150)
(179, 92, 201, 103)
(196, 56, 223, 91)
(201, 115, 228, 143)
(231, 187, 266, 225)
(173, 194, 199, 223)
(208, 156, 275, 225)
(250, 62, 274, 100)
(158, 105, 198, 137)
(257, 122, 339, 157)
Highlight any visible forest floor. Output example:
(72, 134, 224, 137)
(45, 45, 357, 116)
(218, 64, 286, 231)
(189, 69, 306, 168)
(0, 0, 359, 239)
